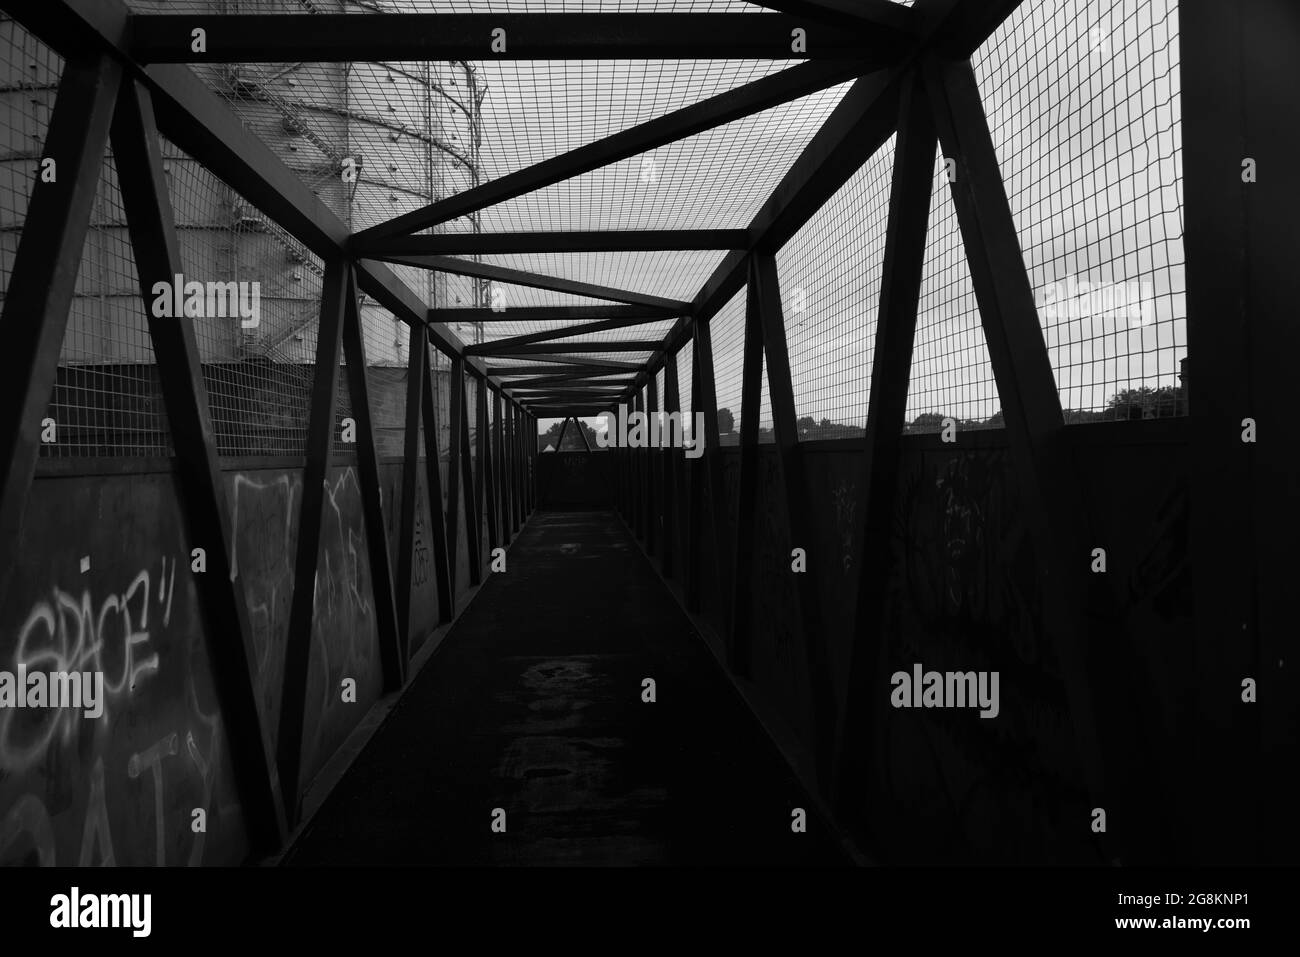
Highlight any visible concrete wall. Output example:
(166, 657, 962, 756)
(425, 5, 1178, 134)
(0, 452, 490, 865)
(631, 420, 1191, 864)
(537, 452, 616, 508)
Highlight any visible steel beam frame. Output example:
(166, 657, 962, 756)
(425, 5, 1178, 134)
(832, 71, 937, 824)
(354, 59, 872, 242)
(751, 252, 837, 789)
(378, 255, 691, 312)
(464, 317, 674, 354)
(0, 54, 121, 598)
(112, 76, 289, 848)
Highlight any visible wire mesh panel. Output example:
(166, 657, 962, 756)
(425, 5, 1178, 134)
(0, 19, 180, 458)
(0, 17, 61, 302)
(973, 0, 1185, 421)
(904, 148, 998, 432)
(477, 79, 853, 234)
(756, 351, 773, 443)
(37, 148, 174, 458)
(161, 139, 327, 456)
(775, 133, 895, 438)
(475, 250, 726, 305)
(706, 286, 776, 443)
(676, 335, 693, 426)
(358, 301, 409, 459)
(708, 287, 746, 446)
(430, 341, 453, 463)
(469, 56, 788, 182)
(465, 371, 478, 465)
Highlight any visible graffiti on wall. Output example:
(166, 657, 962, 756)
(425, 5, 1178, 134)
(229, 471, 300, 742)
(299, 467, 380, 783)
(0, 463, 392, 866)
(226, 466, 382, 787)
(0, 524, 246, 867)
(829, 477, 856, 576)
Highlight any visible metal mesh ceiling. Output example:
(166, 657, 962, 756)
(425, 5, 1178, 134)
(473, 79, 853, 232)
(475, 249, 727, 300)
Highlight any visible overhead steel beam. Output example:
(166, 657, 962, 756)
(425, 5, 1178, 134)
(527, 406, 605, 417)
(434, 305, 678, 324)
(464, 316, 672, 355)
(353, 59, 872, 242)
(491, 368, 635, 378)
(130, 13, 905, 62)
(504, 375, 637, 389)
(473, 342, 660, 356)
(377, 255, 690, 311)
(512, 385, 628, 393)
(357, 230, 748, 256)
(489, 358, 643, 373)
(748, 1, 923, 32)
(516, 392, 626, 400)
(2, 0, 130, 55)
(517, 393, 627, 400)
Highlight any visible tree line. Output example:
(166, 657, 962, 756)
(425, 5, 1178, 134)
(537, 384, 1186, 450)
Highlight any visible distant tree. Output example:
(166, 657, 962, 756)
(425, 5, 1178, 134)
(796, 415, 817, 437)
(717, 407, 735, 434)
(1105, 385, 1183, 420)
(539, 418, 602, 452)
(909, 411, 946, 431)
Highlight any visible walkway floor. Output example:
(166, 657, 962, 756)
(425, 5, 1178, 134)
(283, 508, 849, 866)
